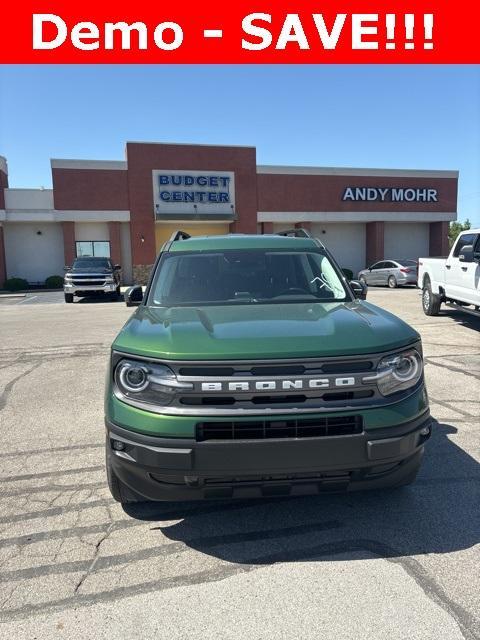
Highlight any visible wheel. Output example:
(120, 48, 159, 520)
(105, 436, 143, 504)
(392, 451, 423, 488)
(359, 276, 367, 287)
(388, 275, 397, 289)
(64, 293, 74, 303)
(422, 276, 442, 316)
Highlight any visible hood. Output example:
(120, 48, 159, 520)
(113, 301, 419, 360)
(70, 267, 112, 274)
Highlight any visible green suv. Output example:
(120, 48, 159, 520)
(105, 230, 431, 503)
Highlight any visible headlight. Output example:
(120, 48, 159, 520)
(114, 358, 192, 407)
(375, 348, 423, 396)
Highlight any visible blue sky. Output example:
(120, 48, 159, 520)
(1, 65, 479, 226)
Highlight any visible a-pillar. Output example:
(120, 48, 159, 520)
(429, 221, 449, 256)
(366, 222, 384, 267)
(62, 222, 76, 266)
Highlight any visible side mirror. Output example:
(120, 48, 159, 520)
(459, 245, 474, 263)
(114, 264, 121, 270)
(350, 279, 367, 300)
(125, 285, 143, 307)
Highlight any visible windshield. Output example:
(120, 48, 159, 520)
(72, 258, 111, 270)
(149, 249, 349, 306)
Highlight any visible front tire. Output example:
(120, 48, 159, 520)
(422, 276, 442, 316)
(388, 275, 397, 289)
(391, 450, 424, 488)
(64, 293, 74, 303)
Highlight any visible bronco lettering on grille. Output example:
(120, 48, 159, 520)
(200, 377, 356, 392)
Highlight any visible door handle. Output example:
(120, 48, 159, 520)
(446, 265, 451, 269)
(461, 266, 468, 271)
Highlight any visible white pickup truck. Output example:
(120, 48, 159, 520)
(418, 228, 480, 317)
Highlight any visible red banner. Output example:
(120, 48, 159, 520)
(0, 0, 478, 63)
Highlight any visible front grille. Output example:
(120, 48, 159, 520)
(196, 415, 363, 441)
(148, 355, 385, 416)
(72, 278, 106, 286)
(181, 390, 374, 406)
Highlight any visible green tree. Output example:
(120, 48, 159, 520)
(449, 219, 471, 248)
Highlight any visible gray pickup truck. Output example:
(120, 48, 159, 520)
(63, 257, 121, 303)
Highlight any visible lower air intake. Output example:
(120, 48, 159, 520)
(196, 415, 363, 441)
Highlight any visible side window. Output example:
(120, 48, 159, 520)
(371, 262, 383, 270)
(384, 261, 395, 269)
(453, 234, 476, 257)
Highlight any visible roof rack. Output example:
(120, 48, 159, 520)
(276, 228, 312, 238)
(169, 230, 191, 242)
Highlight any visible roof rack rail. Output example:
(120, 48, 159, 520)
(169, 230, 191, 242)
(276, 228, 312, 238)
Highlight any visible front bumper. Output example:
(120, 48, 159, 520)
(106, 410, 431, 500)
(64, 283, 117, 295)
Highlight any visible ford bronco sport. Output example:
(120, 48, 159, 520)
(105, 230, 431, 503)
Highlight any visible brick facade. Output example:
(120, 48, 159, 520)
(0, 144, 458, 285)
(61, 222, 76, 266)
(257, 173, 458, 214)
(0, 160, 8, 286)
(0, 225, 7, 286)
(53, 168, 129, 211)
(125, 142, 258, 278)
(366, 222, 385, 266)
(429, 221, 450, 256)
(108, 222, 122, 265)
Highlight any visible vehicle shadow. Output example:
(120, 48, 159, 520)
(76, 294, 125, 304)
(123, 419, 480, 565)
(438, 308, 480, 331)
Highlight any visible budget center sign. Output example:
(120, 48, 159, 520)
(153, 170, 235, 218)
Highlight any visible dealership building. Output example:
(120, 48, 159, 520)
(0, 142, 458, 286)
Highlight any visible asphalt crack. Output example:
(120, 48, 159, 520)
(0, 362, 43, 412)
(0, 537, 477, 639)
(73, 523, 115, 594)
(425, 358, 480, 381)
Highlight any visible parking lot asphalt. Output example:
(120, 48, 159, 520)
(0, 288, 479, 640)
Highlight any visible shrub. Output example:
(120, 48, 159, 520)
(45, 275, 64, 289)
(341, 268, 354, 281)
(3, 277, 29, 292)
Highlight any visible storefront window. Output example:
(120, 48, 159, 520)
(76, 241, 111, 257)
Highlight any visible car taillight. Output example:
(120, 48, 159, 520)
(400, 268, 412, 273)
